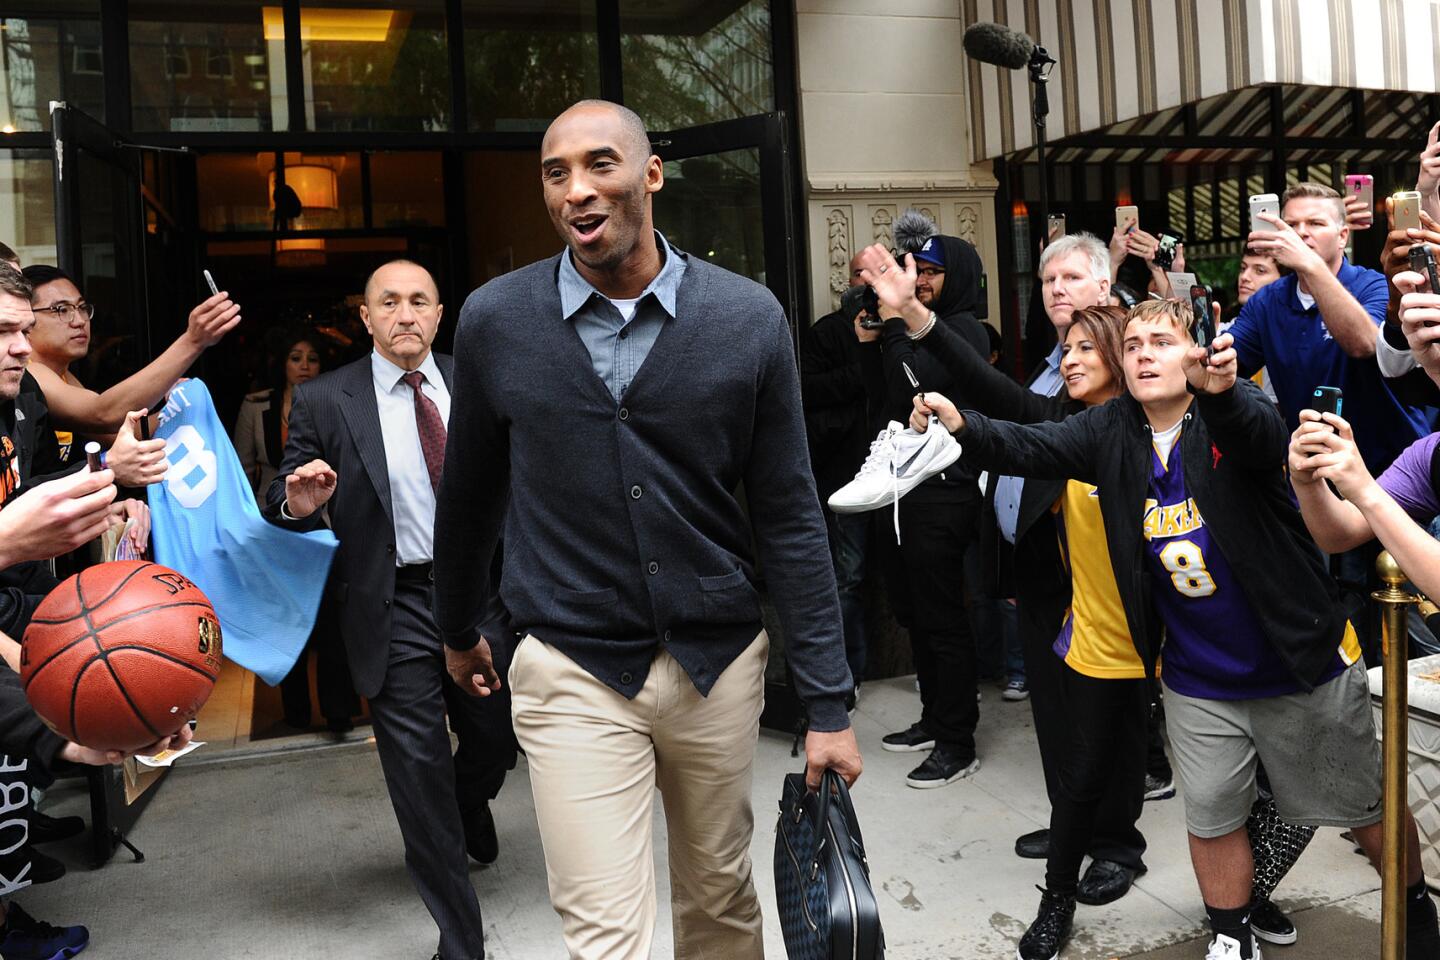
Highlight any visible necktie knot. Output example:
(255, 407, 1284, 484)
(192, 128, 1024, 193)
(401, 370, 426, 392)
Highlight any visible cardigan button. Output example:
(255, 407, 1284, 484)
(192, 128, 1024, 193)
(620, 671, 634, 684)
(647, 561, 659, 575)
(663, 630, 672, 642)
(630, 484, 643, 499)
(618, 407, 629, 421)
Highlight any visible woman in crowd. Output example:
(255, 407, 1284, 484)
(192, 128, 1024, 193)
(233, 328, 357, 732)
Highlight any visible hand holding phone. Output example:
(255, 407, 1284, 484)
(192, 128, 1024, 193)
(1115, 205, 1139, 235)
(1190, 284, 1215, 352)
(203, 269, 219, 298)
(1396, 191, 1423, 232)
(1410, 243, 1440, 295)
(1344, 175, 1374, 230)
(1249, 194, 1280, 235)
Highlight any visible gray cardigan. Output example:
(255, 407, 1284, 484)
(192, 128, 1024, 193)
(433, 250, 852, 731)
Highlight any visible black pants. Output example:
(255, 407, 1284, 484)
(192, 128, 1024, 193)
(1044, 666, 1149, 893)
(887, 498, 980, 754)
(366, 577, 517, 960)
(279, 591, 359, 727)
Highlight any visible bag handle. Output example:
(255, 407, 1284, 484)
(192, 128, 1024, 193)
(802, 769, 844, 877)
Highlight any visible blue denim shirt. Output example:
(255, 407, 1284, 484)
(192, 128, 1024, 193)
(994, 344, 1065, 543)
(558, 231, 687, 401)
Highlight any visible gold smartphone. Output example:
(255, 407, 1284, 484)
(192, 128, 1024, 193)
(1395, 191, 1422, 232)
(1115, 205, 1139, 234)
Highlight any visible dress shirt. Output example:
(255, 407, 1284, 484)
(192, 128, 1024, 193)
(371, 349, 449, 565)
(558, 230, 687, 400)
(994, 344, 1065, 543)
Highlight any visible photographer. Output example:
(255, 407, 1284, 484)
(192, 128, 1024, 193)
(858, 234, 990, 789)
(801, 252, 873, 697)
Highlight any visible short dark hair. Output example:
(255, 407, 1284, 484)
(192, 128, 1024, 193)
(0, 241, 17, 267)
(362, 258, 437, 302)
(20, 264, 77, 299)
(0, 263, 32, 301)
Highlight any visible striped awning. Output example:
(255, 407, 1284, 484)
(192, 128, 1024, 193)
(963, 0, 1440, 162)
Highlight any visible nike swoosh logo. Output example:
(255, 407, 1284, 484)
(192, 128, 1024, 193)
(895, 441, 936, 476)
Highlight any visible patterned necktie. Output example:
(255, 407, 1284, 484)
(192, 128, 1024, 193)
(401, 370, 446, 494)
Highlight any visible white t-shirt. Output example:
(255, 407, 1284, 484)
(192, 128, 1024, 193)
(610, 297, 640, 324)
(1152, 417, 1184, 465)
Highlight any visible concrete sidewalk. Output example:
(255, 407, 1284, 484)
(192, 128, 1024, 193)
(21, 675, 1385, 958)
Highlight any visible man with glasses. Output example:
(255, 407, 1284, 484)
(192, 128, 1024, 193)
(21, 265, 239, 447)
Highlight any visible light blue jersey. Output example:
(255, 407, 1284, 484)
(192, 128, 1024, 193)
(150, 380, 337, 685)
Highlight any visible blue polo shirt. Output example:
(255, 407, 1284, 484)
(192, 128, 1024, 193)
(1228, 257, 1435, 472)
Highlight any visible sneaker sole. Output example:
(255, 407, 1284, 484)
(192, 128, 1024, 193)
(1143, 786, 1176, 802)
(1002, 691, 1029, 701)
(1251, 924, 1297, 946)
(827, 438, 964, 513)
(906, 757, 980, 788)
(882, 739, 936, 753)
(39, 946, 87, 960)
(1015, 947, 1059, 960)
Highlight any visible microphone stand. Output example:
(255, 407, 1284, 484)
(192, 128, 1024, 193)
(1029, 46, 1057, 254)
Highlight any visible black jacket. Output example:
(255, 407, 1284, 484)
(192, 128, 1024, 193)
(957, 381, 1348, 693)
(863, 236, 991, 503)
(801, 310, 872, 504)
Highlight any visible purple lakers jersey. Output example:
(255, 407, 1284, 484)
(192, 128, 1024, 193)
(1144, 432, 1353, 699)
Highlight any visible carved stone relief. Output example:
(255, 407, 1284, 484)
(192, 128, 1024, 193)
(826, 207, 852, 311)
(871, 206, 895, 250)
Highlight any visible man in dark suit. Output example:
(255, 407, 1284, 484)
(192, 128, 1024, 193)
(264, 259, 514, 960)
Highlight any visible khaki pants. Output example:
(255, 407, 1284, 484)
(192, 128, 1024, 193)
(510, 632, 768, 960)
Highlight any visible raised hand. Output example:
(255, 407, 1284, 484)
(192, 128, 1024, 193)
(0, 469, 118, 567)
(283, 459, 338, 518)
(185, 291, 242, 349)
(854, 244, 923, 327)
(1182, 330, 1238, 395)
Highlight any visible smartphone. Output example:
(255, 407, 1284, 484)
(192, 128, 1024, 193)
(1249, 194, 1280, 234)
(1115, 205, 1139, 234)
(1396, 191, 1423, 232)
(1155, 233, 1183, 270)
(1310, 386, 1343, 418)
(202, 269, 219, 297)
(857, 316, 885, 330)
(1344, 174, 1374, 228)
(1190, 284, 1215, 351)
(1047, 214, 1066, 240)
(1410, 243, 1440, 294)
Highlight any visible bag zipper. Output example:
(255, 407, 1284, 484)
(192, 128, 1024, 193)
(827, 818, 859, 960)
(780, 811, 819, 933)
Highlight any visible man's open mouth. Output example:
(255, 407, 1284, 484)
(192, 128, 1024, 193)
(570, 215, 608, 244)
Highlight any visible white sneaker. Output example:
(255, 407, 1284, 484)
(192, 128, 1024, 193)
(1204, 933, 1262, 960)
(827, 420, 962, 537)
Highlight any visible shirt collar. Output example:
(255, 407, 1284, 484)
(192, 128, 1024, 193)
(1045, 343, 1064, 371)
(371, 349, 443, 394)
(558, 230, 686, 321)
(1295, 256, 1354, 312)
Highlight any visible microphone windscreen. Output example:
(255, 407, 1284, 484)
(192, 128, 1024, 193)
(894, 209, 939, 254)
(962, 21, 1035, 70)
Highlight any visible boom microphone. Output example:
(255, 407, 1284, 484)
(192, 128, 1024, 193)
(962, 21, 1036, 70)
(894, 208, 938, 254)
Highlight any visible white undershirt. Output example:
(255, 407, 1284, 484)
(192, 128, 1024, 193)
(1152, 418, 1184, 465)
(610, 297, 640, 323)
(1297, 287, 1316, 311)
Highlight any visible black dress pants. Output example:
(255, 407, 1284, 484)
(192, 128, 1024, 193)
(1044, 665, 1149, 893)
(1014, 523, 1146, 869)
(888, 497, 981, 755)
(365, 576, 516, 960)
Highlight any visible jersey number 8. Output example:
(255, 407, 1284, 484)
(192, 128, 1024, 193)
(1159, 539, 1216, 598)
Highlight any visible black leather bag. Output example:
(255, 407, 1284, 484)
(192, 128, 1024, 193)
(773, 770, 884, 960)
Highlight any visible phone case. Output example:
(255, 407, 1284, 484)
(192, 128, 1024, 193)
(1396, 193, 1422, 232)
(1345, 175, 1374, 223)
(1115, 206, 1139, 233)
(1249, 196, 1280, 233)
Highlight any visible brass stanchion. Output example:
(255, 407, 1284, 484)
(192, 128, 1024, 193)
(1375, 551, 1418, 960)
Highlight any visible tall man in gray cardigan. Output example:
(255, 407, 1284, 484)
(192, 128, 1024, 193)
(433, 100, 862, 959)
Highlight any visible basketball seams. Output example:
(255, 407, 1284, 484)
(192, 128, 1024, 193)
(74, 564, 164, 744)
(103, 646, 220, 683)
(94, 657, 162, 742)
(27, 601, 217, 684)
(79, 561, 156, 619)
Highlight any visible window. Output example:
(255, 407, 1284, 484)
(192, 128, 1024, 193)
(130, 1, 284, 131)
(299, 1, 451, 132)
(0, 3, 105, 130)
(0, 150, 58, 264)
(620, 0, 774, 130)
(462, 0, 599, 133)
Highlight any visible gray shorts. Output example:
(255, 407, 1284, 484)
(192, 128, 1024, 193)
(1163, 662, 1383, 838)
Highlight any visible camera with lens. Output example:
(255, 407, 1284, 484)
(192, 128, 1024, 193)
(840, 282, 884, 329)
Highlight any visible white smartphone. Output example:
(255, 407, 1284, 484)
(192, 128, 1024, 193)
(1395, 191, 1423, 232)
(203, 269, 219, 297)
(1115, 205, 1139, 234)
(1249, 194, 1280, 234)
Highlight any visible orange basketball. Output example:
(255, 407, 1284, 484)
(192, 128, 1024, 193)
(21, 561, 223, 752)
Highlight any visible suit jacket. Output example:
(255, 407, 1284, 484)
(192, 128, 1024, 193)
(263, 353, 454, 699)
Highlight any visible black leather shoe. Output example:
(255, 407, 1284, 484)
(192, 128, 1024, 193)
(1015, 828, 1050, 860)
(1075, 858, 1145, 905)
(904, 744, 979, 789)
(29, 811, 84, 846)
(462, 802, 498, 864)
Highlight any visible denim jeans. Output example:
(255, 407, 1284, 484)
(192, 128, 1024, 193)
(825, 510, 868, 685)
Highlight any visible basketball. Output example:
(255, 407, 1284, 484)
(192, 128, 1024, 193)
(21, 561, 223, 752)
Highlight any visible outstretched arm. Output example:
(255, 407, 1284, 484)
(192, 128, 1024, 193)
(33, 292, 240, 433)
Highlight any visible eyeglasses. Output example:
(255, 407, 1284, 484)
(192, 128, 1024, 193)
(916, 267, 945, 279)
(33, 301, 95, 321)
